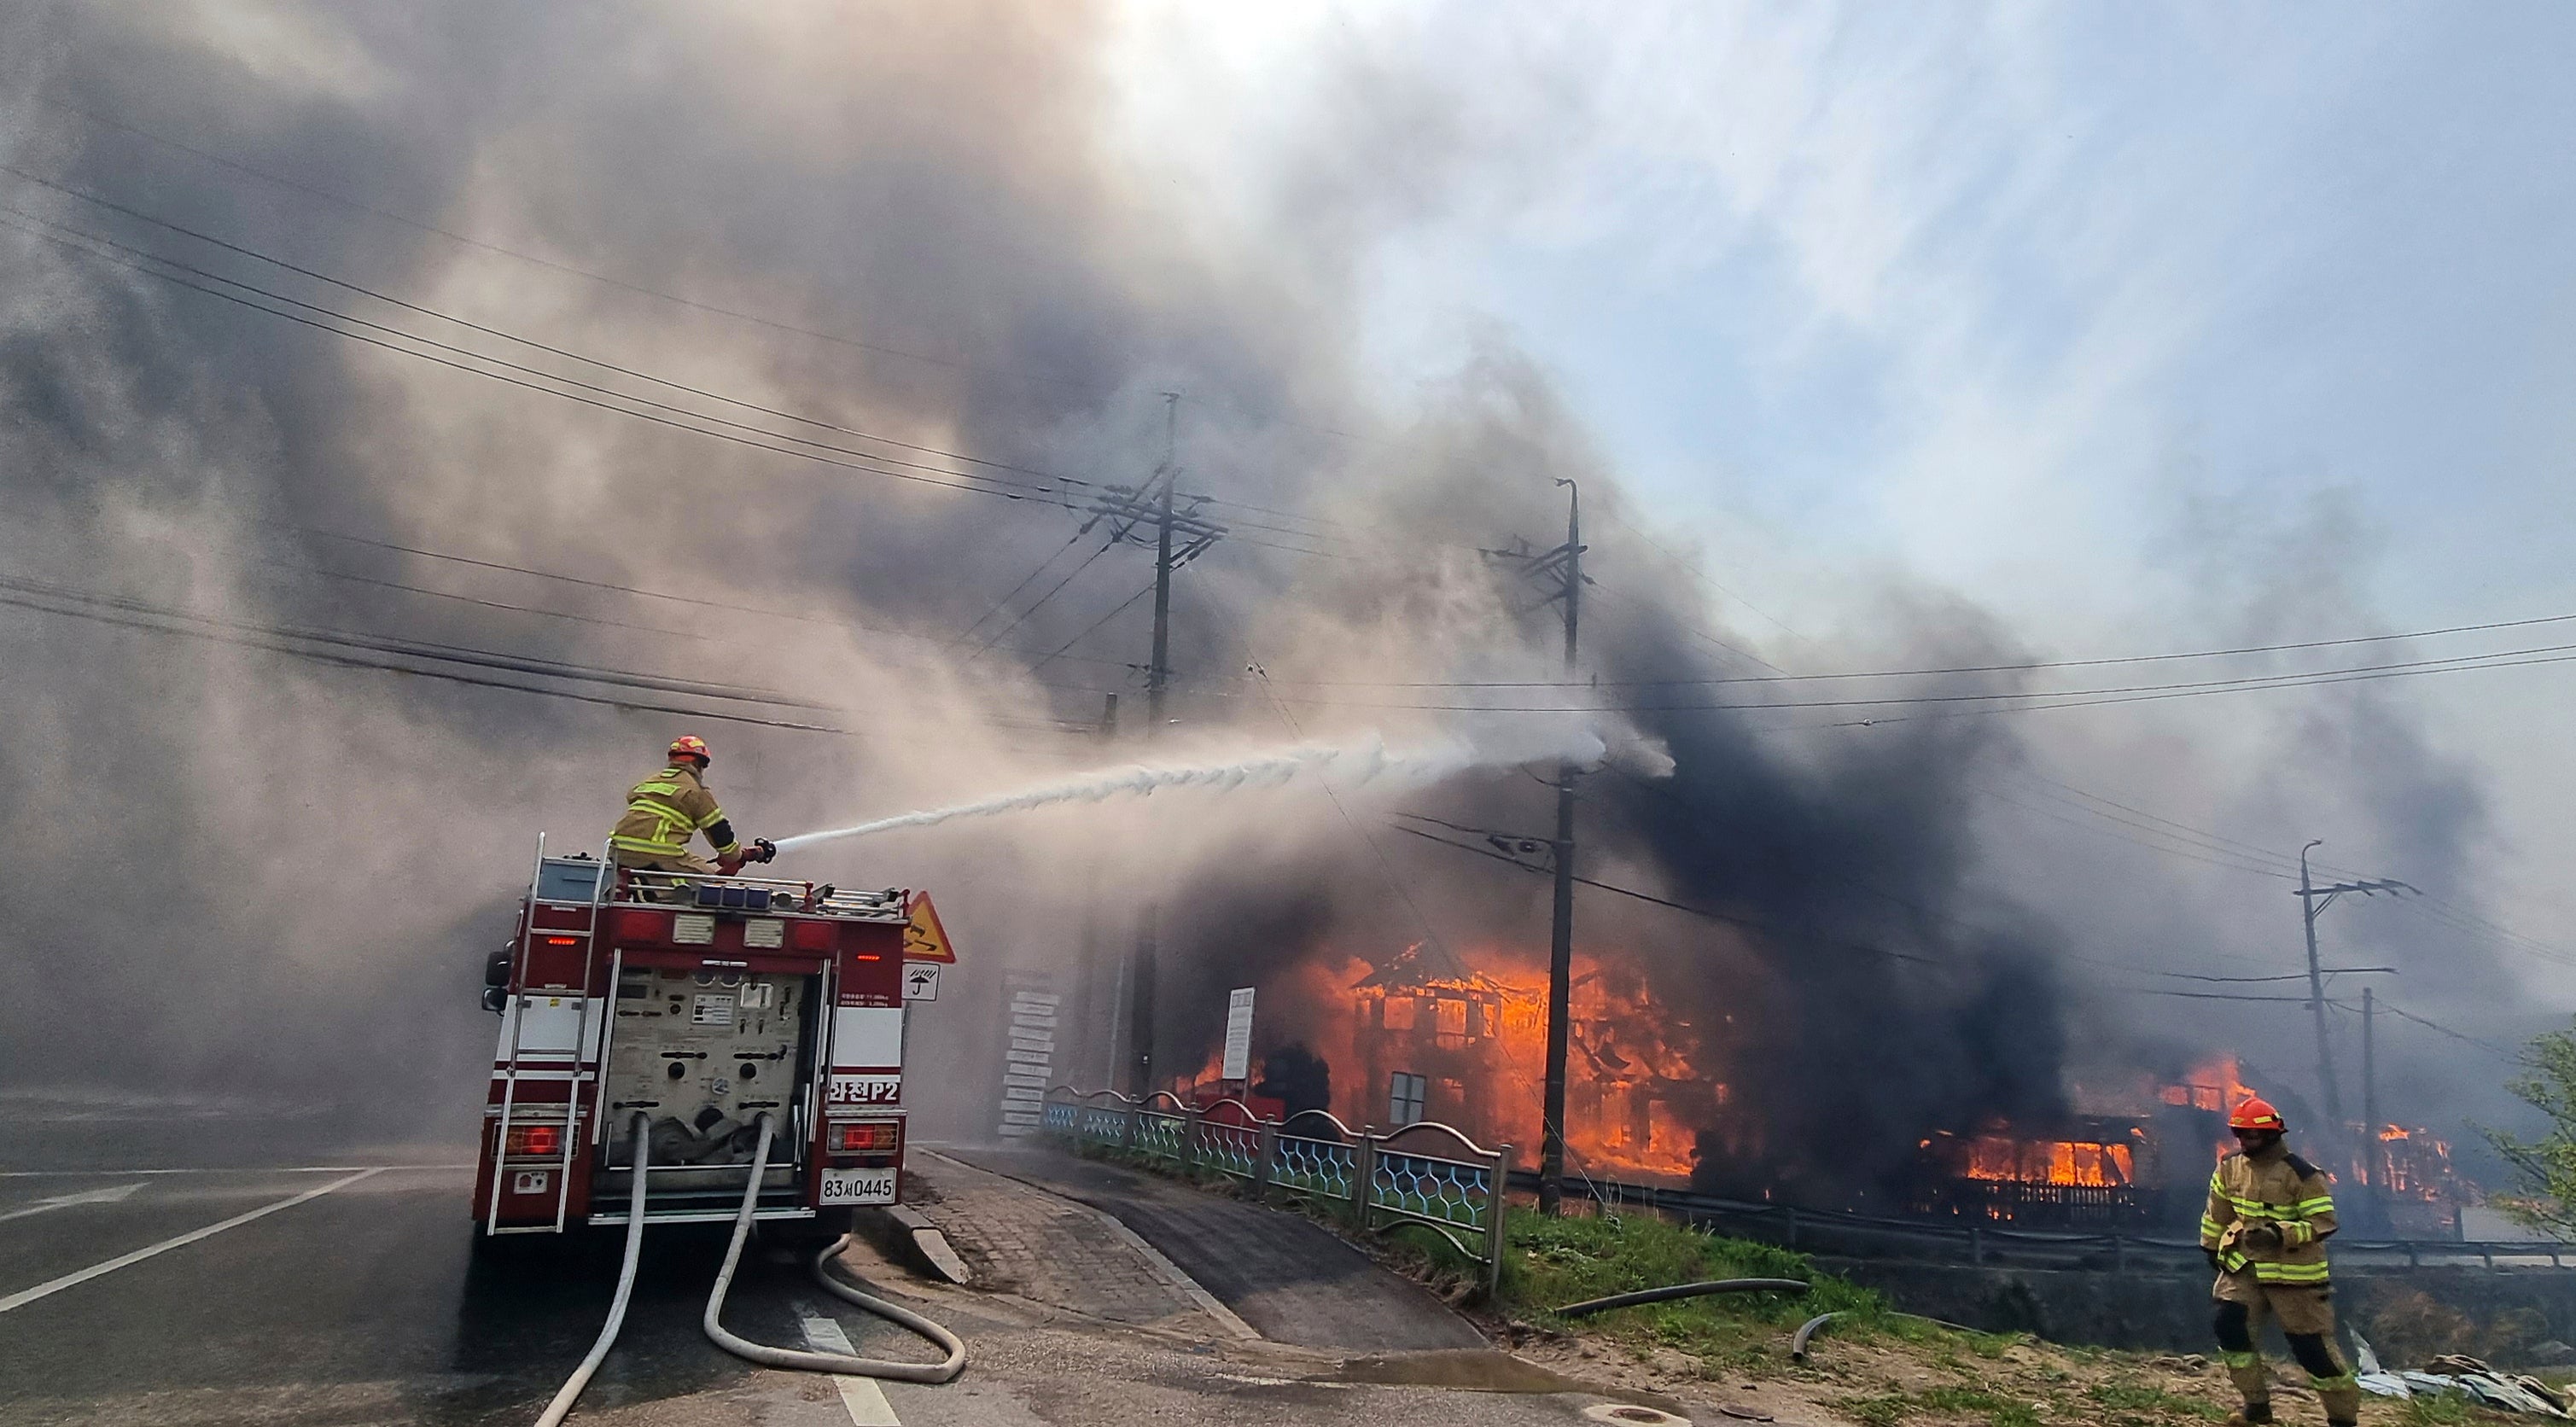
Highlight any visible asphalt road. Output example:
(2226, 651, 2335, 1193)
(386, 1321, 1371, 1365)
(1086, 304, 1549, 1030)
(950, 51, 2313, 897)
(0, 1144, 1708, 1427)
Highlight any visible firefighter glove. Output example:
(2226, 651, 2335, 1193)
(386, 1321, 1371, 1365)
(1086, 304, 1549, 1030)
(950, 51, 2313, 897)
(2204, 1247, 2223, 1273)
(2239, 1223, 2282, 1251)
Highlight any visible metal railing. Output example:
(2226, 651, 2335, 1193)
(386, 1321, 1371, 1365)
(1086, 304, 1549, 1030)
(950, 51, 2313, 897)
(1520, 1172, 2576, 1275)
(1042, 1087, 1512, 1297)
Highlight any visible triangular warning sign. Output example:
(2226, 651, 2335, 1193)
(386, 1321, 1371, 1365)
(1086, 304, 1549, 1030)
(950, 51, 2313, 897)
(902, 891, 957, 964)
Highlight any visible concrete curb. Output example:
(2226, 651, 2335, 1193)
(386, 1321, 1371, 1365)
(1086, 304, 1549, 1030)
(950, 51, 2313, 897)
(857, 1203, 974, 1285)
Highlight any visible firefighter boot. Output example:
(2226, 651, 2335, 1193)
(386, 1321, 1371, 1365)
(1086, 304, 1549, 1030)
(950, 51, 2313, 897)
(2220, 1354, 2270, 1425)
(2314, 1376, 2361, 1426)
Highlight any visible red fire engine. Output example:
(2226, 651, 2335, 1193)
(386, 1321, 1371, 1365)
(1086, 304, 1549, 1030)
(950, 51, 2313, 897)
(473, 837, 929, 1242)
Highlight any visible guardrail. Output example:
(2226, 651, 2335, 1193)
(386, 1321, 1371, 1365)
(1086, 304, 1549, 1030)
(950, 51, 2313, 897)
(1519, 1172, 2576, 1274)
(1041, 1086, 1512, 1297)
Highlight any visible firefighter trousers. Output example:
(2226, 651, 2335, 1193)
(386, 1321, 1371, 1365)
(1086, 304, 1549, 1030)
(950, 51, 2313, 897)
(613, 850, 718, 902)
(2212, 1271, 2359, 1424)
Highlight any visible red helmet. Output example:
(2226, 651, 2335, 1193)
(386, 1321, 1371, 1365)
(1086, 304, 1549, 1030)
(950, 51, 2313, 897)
(667, 735, 712, 766)
(2229, 1097, 2285, 1133)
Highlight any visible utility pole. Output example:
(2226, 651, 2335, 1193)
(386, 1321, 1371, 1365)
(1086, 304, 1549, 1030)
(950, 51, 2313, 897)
(2293, 840, 2412, 1187)
(1488, 481, 1588, 1214)
(2361, 985, 2381, 1232)
(1542, 481, 1581, 1217)
(1110, 393, 1206, 1097)
(2297, 842, 2345, 1134)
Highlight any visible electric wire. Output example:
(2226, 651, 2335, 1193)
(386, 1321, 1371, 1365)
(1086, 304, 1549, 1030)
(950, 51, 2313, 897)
(1243, 609, 2576, 690)
(952, 531, 1092, 645)
(42, 96, 1385, 469)
(288, 525, 1137, 672)
(1239, 636, 2576, 714)
(1384, 816, 1937, 966)
(0, 571, 823, 708)
(2330, 997, 2523, 1063)
(0, 200, 1080, 504)
(0, 201, 1339, 562)
(1030, 581, 1156, 669)
(3, 171, 1354, 556)
(0, 578, 1094, 737)
(967, 538, 1118, 658)
(2, 164, 1086, 501)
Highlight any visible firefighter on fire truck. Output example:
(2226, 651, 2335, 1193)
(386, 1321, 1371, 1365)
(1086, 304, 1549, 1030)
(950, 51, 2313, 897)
(609, 735, 775, 879)
(2200, 1097, 2358, 1427)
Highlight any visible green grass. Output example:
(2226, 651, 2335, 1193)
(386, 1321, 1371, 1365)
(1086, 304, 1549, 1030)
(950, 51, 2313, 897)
(1431, 1207, 1891, 1373)
(2398, 1393, 2480, 1425)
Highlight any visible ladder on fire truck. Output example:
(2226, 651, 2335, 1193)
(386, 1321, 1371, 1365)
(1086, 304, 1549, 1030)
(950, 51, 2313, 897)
(486, 833, 609, 1236)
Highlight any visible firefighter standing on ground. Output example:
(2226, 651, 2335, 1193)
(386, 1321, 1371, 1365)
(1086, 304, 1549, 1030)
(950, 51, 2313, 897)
(2200, 1097, 2359, 1427)
(609, 736, 772, 881)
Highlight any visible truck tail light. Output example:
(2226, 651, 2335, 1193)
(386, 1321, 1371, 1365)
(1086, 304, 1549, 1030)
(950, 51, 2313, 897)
(504, 1123, 564, 1159)
(611, 909, 669, 941)
(827, 1121, 900, 1153)
(790, 920, 835, 951)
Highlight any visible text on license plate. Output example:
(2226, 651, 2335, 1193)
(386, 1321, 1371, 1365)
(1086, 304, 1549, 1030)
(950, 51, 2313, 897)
(819, 1168, 898, 1206)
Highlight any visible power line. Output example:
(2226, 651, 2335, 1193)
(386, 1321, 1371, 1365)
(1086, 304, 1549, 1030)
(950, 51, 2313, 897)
(2333, 996, 2523, 1063)
(967, 538, 1119, 658)
(2159, 969, 2398, 983)
(0, 166, 1097, 501)
(287, 526, 1142, 673)
(0, 572, 1095, 738)
(0, 197, 1078, 505)
(4, 164, 1364, 556)
(1243, 610, 2576, 690)
(1385, 815, 1939, 966)
(1595, 507, 1808, 658)
(1971, 784, 2299, 881)
(1240, 634, 2576, 714)
(1031, 581, 1156, 669)
(952, 531, 1092, 645)
(41, 96, 1390, 467)
(0, 198, 1343, 568)
(0, 571, 823, 708)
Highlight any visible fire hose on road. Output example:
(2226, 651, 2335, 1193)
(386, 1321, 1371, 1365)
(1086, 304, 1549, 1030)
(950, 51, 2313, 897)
(702, 1115, 967, 1382)
(534, 1112, 965, 1425)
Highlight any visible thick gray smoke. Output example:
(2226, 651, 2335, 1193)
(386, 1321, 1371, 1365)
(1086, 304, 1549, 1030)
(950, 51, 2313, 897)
(0, 3, 2532, 1180)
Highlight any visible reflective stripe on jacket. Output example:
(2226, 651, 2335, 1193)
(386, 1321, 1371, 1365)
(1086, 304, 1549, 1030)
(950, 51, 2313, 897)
(2200, 1146, 2337, 1285)
(609, 765, 737, 858)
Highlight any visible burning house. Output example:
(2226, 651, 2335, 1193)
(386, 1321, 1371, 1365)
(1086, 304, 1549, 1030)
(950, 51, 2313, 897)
(1159, 946, 2482, 1236)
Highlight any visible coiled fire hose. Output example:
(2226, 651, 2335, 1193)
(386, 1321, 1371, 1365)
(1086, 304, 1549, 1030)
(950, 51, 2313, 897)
(535, 1110, 965, 1424)
(702, 1114, 966, 1383)
(534, 1111, 654, 1427)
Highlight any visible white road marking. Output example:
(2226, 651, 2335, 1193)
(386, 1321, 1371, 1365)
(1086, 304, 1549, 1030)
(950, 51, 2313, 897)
(798, 1315, 901, 1425)
(0, 1167, 387, 1315)
(0, 1182, 143, 1222)
(0, 1164, 471, 1177)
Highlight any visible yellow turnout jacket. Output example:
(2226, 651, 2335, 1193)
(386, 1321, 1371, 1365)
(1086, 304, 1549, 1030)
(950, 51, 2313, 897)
(609, 764, 739, 860)
(2200, 1144, 2338, 1286)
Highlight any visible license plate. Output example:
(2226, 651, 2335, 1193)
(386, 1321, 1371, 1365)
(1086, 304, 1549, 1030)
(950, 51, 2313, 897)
(828, 1074, 900, 1105)
(819, 1168, 898, 1206)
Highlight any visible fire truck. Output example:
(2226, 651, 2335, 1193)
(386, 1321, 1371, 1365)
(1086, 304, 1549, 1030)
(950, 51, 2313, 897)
(472, 837, 931, 1243)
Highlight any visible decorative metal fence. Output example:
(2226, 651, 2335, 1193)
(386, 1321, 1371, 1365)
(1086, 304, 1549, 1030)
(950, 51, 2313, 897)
(1518, 1171, 2576, 1276)
(1043, 1086, 1512, 1297)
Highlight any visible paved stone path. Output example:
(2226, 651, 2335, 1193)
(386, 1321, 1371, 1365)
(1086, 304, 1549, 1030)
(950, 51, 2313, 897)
(935, 1142, 1491, 1353)
(900, 1149, 1246, 1337)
